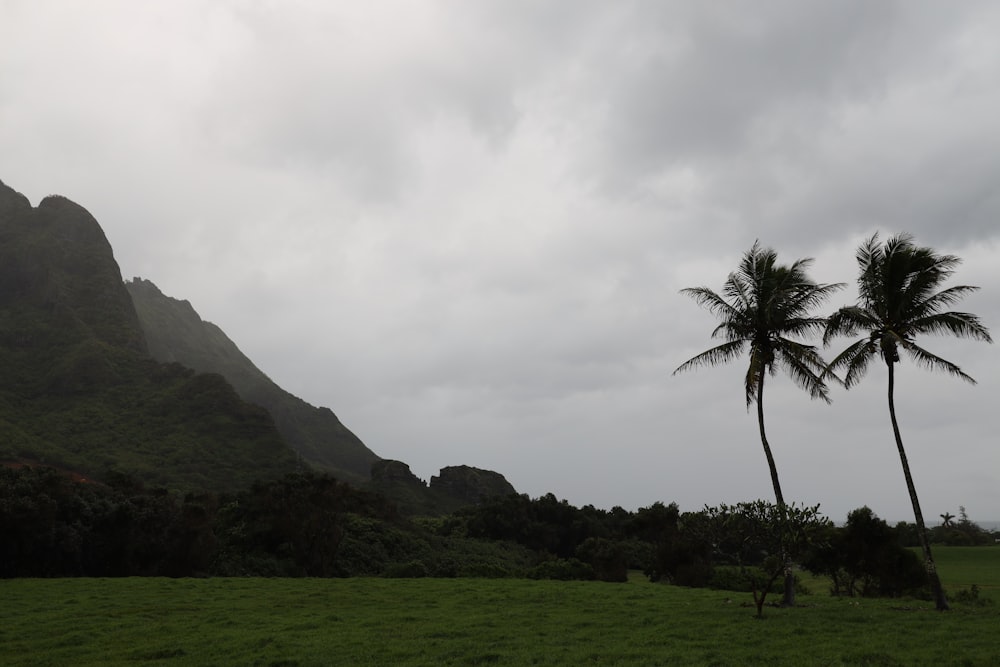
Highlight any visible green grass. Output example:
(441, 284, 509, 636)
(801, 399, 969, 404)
(3, 552, 1000, 667)
(926, 546, 1000, 599)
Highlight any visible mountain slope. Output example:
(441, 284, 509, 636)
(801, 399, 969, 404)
(0, 179, 299, 490)
(126, 278, 379, 483)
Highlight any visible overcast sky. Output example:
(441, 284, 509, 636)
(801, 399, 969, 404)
(3, 1, 998, 522)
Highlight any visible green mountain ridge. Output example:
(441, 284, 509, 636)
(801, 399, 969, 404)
(0, 176, 517, 513)
(0, 178, 299, 490)
(125, 277, 379, 484)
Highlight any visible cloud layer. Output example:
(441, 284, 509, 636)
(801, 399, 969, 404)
(2, 1, 998, 521)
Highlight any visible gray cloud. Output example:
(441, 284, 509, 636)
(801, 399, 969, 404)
(1, 1, 998, 521)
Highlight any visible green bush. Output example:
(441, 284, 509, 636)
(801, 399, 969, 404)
(575, 537, 628, 582)
(953, 584, 995, 607)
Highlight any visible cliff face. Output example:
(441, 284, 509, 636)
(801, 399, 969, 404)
(0, 179, 299, 490)
(125, 277, 380, 483)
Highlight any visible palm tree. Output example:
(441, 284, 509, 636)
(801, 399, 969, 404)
(939, 512, 955, 528)
(675, 241, 842, 606)
(824, 232, 993, 611)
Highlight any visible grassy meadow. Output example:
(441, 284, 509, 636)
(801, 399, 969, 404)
(2, 547, 998, 667)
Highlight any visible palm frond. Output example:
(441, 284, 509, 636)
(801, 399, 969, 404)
(901, 341, 977, 384)
(909, 285, 981, 318)
(898, 249, 960, 315)
(673, 340, 747, 375)
(854, 233, 886, 311)
(724, 267, 755, 311)
(781, 316, 831, 339)
(775, 340, 831, 403)
(680, 286, 741, 320)
(909, 310, 994, 342)
(823, 306, 877, 344)
(825, 337, 878, 388)
(785, 282, 846, 316)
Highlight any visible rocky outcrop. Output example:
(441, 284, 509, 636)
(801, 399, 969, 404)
(430, 465, 516, 504)
(368, 460, 517, 515)
(370, 459, 424, 485)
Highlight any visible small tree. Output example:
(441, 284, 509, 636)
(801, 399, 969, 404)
(699, 500, 829, 617)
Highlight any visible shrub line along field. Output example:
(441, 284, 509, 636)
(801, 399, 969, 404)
(2, 547, 999, 667)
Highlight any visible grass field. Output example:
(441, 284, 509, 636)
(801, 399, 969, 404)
(2, 547, 998, 666)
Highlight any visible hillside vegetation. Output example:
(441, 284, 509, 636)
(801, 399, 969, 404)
(126, 277, 379, 484)
(0, 179, 299, 491)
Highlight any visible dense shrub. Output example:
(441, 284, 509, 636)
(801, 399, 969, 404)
(575, 537, 628, 582)
(804, 507, 926, 597)
(639, 506, 713, 586)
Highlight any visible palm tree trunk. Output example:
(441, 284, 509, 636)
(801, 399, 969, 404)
(756, 372, 795, 607)
(886, 360, 949, 611)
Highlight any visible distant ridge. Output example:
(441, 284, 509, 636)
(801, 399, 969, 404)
(126, 277, 380, 484)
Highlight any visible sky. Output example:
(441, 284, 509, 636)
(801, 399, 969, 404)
(2, 1, 998, 523)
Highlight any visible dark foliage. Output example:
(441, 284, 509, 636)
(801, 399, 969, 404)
(3, 463, 987, 597)
(633, 503, 712, 586)
(457, 493, 608, 559)
(575, 537, 628, 583)
(803, 507, 926, 598)
(0, 466, 536, 579)
(0, 465, 215, 577)
(927, 507, 993, 546)
(212, 471, 396, 576)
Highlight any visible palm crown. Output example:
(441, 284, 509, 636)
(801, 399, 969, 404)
(823, 233, 993, 384)
(675, 241, 843, 405)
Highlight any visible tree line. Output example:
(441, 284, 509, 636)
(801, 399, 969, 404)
(3, 463, 994, 616)
(674, 233, 993, 610)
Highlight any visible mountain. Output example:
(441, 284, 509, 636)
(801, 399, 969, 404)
(0, 179, 299, 490)
(0, 176, 517, 513)
(125, 277, 379, 484)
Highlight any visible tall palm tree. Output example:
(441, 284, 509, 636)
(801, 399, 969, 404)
(675, 241, 842, 606)
(823, 232, 993, 611)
